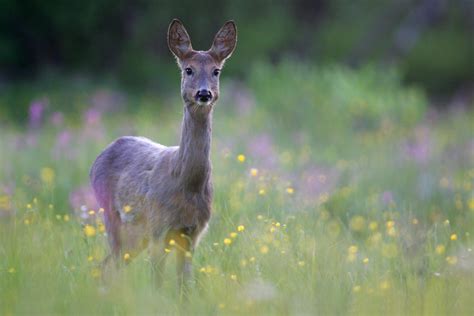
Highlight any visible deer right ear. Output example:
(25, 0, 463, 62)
(168, 19, 193, 60)
(210, 21, 237, 62)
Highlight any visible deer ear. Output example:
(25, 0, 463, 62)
(210, 21, 237, 62)
(168, 19, 193, 60)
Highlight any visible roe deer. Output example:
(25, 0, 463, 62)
(89, 19, 237, 293)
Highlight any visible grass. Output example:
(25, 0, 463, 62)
(1, 62, 473, 315)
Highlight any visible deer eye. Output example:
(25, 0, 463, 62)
(213, 69, 220, 77)
(185, 68, 193, 76)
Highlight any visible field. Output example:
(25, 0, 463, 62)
(1, 63, 473, 315)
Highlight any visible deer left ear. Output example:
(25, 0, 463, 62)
(168, 19, 193, 60)
(209, 21, 237, 62)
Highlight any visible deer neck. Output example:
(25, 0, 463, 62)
(175, 106, 213, 192)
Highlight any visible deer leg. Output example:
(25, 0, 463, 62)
(101, 203, 122, 283)
(149, 239, 168, 289)
(171, 230, 194, 300)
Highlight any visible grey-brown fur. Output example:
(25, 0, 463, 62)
(89, 19, 237, 293)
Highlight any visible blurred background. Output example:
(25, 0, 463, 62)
(0, 0, 473, 122)
(1, 1, 474, 314)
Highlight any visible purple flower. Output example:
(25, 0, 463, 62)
(69, 185, 99, 212)
(246, 134, 278, 167)
(57, 130, 71, 147)
(28, 100, 47, 128)
(403, 126, 432, 164)
(381, 191, 394, 205)
(84, 107, 102, 126)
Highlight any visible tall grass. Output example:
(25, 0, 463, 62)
(1, 63, 473, 315)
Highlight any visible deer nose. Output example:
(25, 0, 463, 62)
(196, 89, 212, 103)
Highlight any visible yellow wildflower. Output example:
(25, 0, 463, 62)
(237, 154, 246, 163)
(230, 232, 238, 239)
(468, 198, 474, 210)
(260, 245, 269, 254)
(450, 234, 457, 241)
(318, 193, 329, 204)
(123, 253, 131, 261)
(169, 239, 176, 246)
(0, 195, 10, 210)
(348, 245, 358, 254)
(224, 238, 232, 245)
(40, 167, 55, 185)
(123, 205, 132, 213)
(446, 256, 458, 265)
(63, 214, 70, 222)
(349, 216, 366, 232)
(369, 221, 378, 231)
(379, 280, 390, 290)
(387, 226, 397, 237)
(435, 244, 445, 255)
(91, 268, 101, 279)
(286, 187, 294, 194)
(363, 257, 369, 264)
(237, 225, 245, 232)
(83, 225, 96, 237)
(258, 189, 266, 195)
(98, 223, 105, 233)
(250, 168, 258, 177)
(230, 274, 237, 281)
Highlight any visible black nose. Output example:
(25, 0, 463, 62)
(196, 89, 212, 103)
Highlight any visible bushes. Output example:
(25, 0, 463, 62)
(247, 61, 426, 147)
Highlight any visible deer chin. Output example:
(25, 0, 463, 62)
(196, 100, 213, 107)
(187, 102, 213, 115)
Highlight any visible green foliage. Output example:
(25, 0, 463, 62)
(247, 62, 426, 160)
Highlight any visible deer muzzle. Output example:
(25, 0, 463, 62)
(195, 89, 213, 104)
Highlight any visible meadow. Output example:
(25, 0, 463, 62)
(1, 62, 473, 315)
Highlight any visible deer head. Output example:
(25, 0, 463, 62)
(168, 19, 237, 111)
